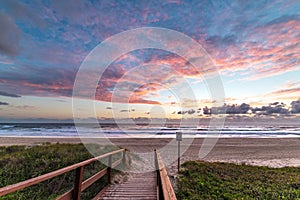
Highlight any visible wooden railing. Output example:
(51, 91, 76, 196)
(0, 148, 129, 200)
(155, 149, 177, 200)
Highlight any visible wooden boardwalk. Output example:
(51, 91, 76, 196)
(0, 149, 176, 200)
(98, 172, 157, 200)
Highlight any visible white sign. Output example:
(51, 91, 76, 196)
(176, 132, 182, 141)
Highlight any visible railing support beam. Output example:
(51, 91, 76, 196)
(122, 150, 126, 167)
(73, 166, 84, 200)
(107, 155, 112, 184)
(155, 149, 177, 200)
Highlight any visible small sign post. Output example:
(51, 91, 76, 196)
(176, 131, 182, 172)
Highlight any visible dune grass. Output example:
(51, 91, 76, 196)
(0, 143, 120, 200)
(176, 161, 300, 200)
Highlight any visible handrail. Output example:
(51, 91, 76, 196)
(155, 149, 177, 200)
(0, 148, 128, 200)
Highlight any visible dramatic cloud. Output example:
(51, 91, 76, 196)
(177, 109, 196, 115)
(283, 81, 300, 89)
(0, 91, 21, 98)
(177, 111, 184, 115)
(14, 105, 35, 109)
(0, 102, 9, 106)
(50, 0, 86, 23)
(206, 16, 300, 80)
(129, 98, 161, 105)
(252, 102, 289, 115)
(291, 99, 300, 113)
(271, 88, 300, 96)
(0, 0, 299, 115)
(0, 65, 75, 97)
(0, 12, 20, 56)
(1, 0, 45, 28)
(227, 103, 250, 114)
(263, 81, 300, 102)
(209, 103, 250, 114)
(203, 106, 211, 115)
(201, 102, 293, 115)
(93, 53, 186, 104)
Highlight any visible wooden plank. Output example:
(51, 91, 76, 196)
(82, 168, 107, 191)
(98, 172, 157, 200)
(82, 157, 122, 191)
(73, 166, 84, 200)
(0, 149, 124, 197)
(155, 150, 177, 200)
(111, 158, 122, 168)
(92, 185, 109, 200)
(160, 167, 176, 200)
(56, 188, 73, 200)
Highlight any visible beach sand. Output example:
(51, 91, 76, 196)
(1, 137, 299, 174)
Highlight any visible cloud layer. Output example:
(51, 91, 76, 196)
(0, 91, 21, 98)
(0, 102, 9, 106)
(0, 12, 20, 55)
(0, 0, 299, 112)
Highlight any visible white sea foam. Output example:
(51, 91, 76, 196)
(0, 123, 299, 138)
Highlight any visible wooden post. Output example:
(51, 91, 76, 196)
(107, 155, 112, 184)
(176, 131, 182, 173)
(154, 150, 159, 185)
(154, 149, 160, 200)
(73, 166, 84, 200)
(122, 150, 126, 167)
(178, 140, 180, 172)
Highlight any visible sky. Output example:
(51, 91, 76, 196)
(0, 0, 299, 121)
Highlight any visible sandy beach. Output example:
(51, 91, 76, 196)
(1, 137, 299, 172)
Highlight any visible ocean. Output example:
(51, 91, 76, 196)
(0, 123, 300, 138)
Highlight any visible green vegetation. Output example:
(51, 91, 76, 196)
(177, 161, 300, 200)
(0, 143, 121, 200)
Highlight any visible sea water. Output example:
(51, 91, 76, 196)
(0, 123, 300, 138)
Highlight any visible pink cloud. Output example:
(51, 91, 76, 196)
(199, 18, 300, 80)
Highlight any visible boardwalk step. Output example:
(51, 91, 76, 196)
(97, 172, 157, 200)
